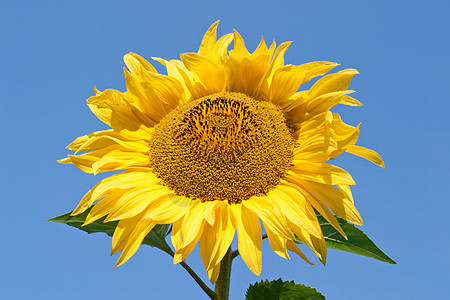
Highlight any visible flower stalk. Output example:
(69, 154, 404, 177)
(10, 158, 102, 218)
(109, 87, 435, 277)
(179, 261, 217, 299)
(165, 248, 216, 299)
(214, 247, 232, 300)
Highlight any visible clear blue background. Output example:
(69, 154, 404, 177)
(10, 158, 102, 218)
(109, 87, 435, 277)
(1, 0, 449, 299)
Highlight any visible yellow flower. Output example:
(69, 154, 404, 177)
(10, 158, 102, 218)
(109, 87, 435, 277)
(59, 21, 384, 283)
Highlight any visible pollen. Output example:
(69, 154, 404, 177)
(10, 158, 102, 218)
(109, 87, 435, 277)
(149, 92, 295, 203)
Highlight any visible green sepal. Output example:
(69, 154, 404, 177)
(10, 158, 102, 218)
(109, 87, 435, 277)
(246, 278, 325, 300)
(48, 207, 172, 254)
(295, 213, 396, 264)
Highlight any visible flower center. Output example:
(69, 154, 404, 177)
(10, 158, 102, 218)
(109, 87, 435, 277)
(149, 92, 295, 203)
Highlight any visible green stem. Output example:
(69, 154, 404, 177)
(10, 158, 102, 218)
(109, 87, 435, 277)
(214, 247, 232, 300)
(179, 261, 217, 299)
(231, 249, 240, 260)
(166, 248, 216, 299)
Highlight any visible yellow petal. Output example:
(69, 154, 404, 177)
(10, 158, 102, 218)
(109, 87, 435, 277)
(143, 195, 192, 224)
(239, 54, 272, 97)
(337, 184, 354, 203)
(181, 53, 226, 94)
(90, 149, 149, 175)
(207, 262, 221, 285)
(198, 20, 220, 57)
(293, 135, 337, 163)
(265, 42, 292, 86)
(231, 30, 250, 56)
(174, 201, 206, 263)
(289, 162, 355, 185)
(288, 92, 348, 126)
(298, 61, 339, 84)
(268, 65, 305, 105)
(265, 226, 290, 259)
(60, 145, 149, 174)
(270, 186, 322, 238)
(340, 94, 363, 106)
(68, 130, 149, 154)
(295, 228, 327, 265)
(111, 217, 138, 255)
(253, 36, 274, 57)
(286, 240, 313, 264)
(244, 197, 294, 240)
(66, 129, 112, 151)
(199, 205, 235, 270)
(305, 90, 352, 117)
(105, 186, 170, 222)
(141, 71, 185, 108)
(152, 57, 193, 101)
(307, 69, 359, 100)
(86, 88, 150, 133)
(124, 52, 157, 76)
(213, 33, 233, 63)
(115, 219, 156, 266)
(90, 171, 159, 203)
(125, 54, 185, 108)
(295, 111, 333, 141)
(282, 179, 346, 239)
(226, 35, 275, 97)
(70, 181, 101, 215)
(180, 201, 206, 246)
(83, 189, 126, 225)
(329, 113, 361, 156)
(171, 217, 184, 252)
(169, 59, 210, 99)
(230, 204, 262, 276)
(300, 180, 363, 226)
(346, 145, 385, 168)
(202, 201, 225, 227)
(124, 70, 172, 124)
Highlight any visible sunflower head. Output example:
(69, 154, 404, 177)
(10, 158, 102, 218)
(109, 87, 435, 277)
(150, 91, 296, 204)
(60, 21, 384, 283)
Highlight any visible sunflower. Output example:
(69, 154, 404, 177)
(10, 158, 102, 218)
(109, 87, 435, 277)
(59, 21, 384, 283)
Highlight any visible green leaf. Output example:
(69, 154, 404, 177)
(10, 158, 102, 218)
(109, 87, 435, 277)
(295, 214, 396, 264)
(48, 207, 173, 254)
(246, 278, 325, 300)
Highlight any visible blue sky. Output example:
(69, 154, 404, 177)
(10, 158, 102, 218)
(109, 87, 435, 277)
(1, 0, 449, 299)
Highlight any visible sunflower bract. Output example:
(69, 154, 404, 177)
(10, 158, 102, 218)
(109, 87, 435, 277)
(59, 21, 384, 283)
